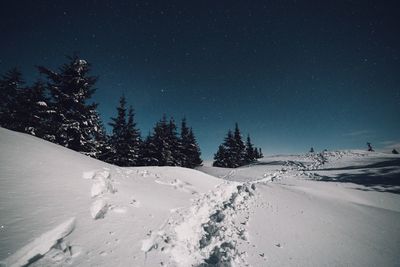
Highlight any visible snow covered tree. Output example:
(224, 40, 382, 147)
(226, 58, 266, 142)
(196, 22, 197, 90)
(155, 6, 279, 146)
(108, 96, 141, 166)
(125, 106, 142, 166)
(179, 118, 190, 166)
(144, 115, 176, 166)
(14, 81, 51, 138)
(90, 111, 111, 161)
(140, 116, 201, 168)
(38, 55, 102, 155)
(0, 68, 24, 130)
(213, 124, 258, 168)
(392, 149, 399, 154)
(139, 133, 159, 166)
(213, 144, 228, 167)
(213, 130, 236, 167)
(180, 118, 202, 168)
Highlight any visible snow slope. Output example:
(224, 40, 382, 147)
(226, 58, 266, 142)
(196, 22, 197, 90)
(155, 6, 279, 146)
(0, 128, 241, 266)
(1, 127, 400, 266)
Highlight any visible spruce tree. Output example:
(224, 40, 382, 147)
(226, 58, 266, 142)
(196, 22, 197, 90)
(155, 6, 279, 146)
(0, 68, 24, 130)
(187, 128, 202, 167)
(232, 123, 246, 166)
(14, 81, 51, 138)
(167, 118, 181, 166)
(213, 144, 228, 167)
(125, 106, 142, 166)
(179, 118, 190, 167)
(224, 130, 237, 167)
(310, 147, 315, 153)
(180, 118, 202, 168)
(91, 111, 111, 161)
(140, 133, 159, 166)
(108, 96, 129, 166)
(150, 115, 174, 166)
(245, 134, 256, 163)
(214, 125, 262, 167)
(213, 129, 237, 167)
(38, 56, 102, 155)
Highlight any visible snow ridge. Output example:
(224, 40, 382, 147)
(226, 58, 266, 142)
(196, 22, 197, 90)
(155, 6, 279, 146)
(1, 218, 76, 267)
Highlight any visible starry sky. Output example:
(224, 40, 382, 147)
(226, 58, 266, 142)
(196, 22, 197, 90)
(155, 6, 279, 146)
(1, 0, 399, 158)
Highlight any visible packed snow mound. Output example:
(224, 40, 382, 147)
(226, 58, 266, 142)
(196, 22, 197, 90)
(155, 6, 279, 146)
(0, 128, 226, 266)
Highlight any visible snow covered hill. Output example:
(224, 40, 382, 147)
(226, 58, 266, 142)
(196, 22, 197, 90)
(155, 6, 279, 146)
(1, 127, 400, 266)
(0, 128, 245, 266)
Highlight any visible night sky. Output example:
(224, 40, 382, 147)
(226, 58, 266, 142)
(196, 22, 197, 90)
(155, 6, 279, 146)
(1, 0, 399, 159)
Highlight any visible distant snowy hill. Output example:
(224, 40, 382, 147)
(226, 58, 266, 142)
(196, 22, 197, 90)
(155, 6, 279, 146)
(1, 127, 400, 266)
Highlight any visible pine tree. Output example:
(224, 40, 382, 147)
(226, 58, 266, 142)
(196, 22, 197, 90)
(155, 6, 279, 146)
(0, 68, 24, 130)
(213, 124, 261, 168)
(224, 130, 237, 167)
(108, 96, 129, 166)
(180, 118, 202, 168)
(149, 115, 174, 166)
(310, 147, 315, 153)
(140, 133, 159, 166)
(179, 118, 190, 167)
(14, 81, 51, 138)
(245, 134, 256, 163)
(187, 128, 202, 167)
(91, 111, 111, 161)
(38, 55, 102, 155)
(213, 144, 228, 167)
(166, 118, 181, 166)
(213, 130, 236, 167)
(213, 125, 246, 168)
(232, 123, 246, 166)
(125, 106, 142, 166)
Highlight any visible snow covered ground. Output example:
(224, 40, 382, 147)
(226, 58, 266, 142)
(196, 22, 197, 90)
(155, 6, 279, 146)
(1, 127, 400, 266)
(199, 152, 400, 266)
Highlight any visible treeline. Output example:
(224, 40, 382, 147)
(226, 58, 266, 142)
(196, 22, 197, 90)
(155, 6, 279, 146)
(0, 56, 202, 168)
(213, 123, 263, 168)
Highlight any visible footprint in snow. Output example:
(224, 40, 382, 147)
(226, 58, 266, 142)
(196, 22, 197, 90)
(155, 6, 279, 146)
(130, 199, 141, 207)
(99, 251, 107, 256)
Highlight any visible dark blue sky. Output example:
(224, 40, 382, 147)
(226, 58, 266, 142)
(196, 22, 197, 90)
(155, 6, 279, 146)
(1, 0, 399, 158)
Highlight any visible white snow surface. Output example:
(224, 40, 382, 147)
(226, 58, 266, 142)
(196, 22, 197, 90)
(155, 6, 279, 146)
(1, 127, 400, 266)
